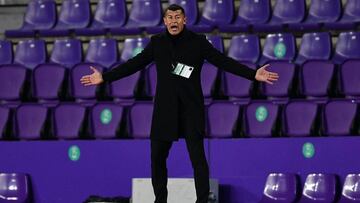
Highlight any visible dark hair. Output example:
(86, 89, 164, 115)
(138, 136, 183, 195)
(164, 4, 185, 17)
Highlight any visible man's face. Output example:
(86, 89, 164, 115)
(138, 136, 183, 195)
(163, 9, 186, 35)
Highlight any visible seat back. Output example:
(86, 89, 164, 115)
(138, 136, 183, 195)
(92, 0, 127, 28)
(236, 0, 271, 24)
(14, 39, 46, 69)
(0, 40, 13, 65)
(50, 39, 82, 68)
(271, 0, 305, 24)
(307, 0, 341, 23)
(126, 0, 162, 27)
(301, 61, 334, 97)
(283, 101, 318, 137)
(201, 0, 234, 26)
(262, 173, 297, 202)
(85, 38, 118, 68)
(23, 0, 56, 29)
(91, 103, 123, 139)
(57, 0, 91, 29)
(333, 32, 360, 64)
(302, 173, 336, 202)
(0, 65, 27, 101)
(228, 34, 260, 63)
(33, 64, 66, 100)
(207, 102, 240, 138)
(342, 174, 360, 201)
(261, 33, 296, 64)
(340, 60, 360, 97)
(323, 100, 357, 136)
(129, 102, 153, 139)
(0, 173, 30, 202)
(245, 101, 279, 137)
(297, 32, 332, 64)
(53, 103, 86, 139)
(16, 104, 48, 140)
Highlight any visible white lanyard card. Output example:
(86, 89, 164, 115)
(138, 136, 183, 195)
(171, 62, 194, 79)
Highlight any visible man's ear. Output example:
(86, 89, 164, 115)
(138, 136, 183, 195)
(184, 17, 187, 24)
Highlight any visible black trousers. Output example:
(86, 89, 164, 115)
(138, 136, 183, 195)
(151, 138, 210, 203)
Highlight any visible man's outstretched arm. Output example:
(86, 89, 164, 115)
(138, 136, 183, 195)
(200, 36, 279, 84)
(81, 39, 154, 86)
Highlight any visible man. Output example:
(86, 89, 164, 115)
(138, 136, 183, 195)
(81, 4, 279, 203)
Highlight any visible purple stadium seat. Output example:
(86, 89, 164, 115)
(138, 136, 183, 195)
(71, 63, 104, 103)
(5, 0, 56, 38)
(75, 0, 127, 36)
(129, 102, 153, 139)
(110, 0, 161, 35)
(108, 62, 141, 104)
(289, 0, 342, 32)
(259, 33, 296, 65)
(39, 0, 91, 37)
(259, 173, 298, 203)
(15, 104, 48, 140)
(222, 62, 256, 100)
(228, 34, 260, 64)
(339, 174, 360, 203)
(33, 64, 66, 104)
(296, 32, 332, 65)
(261, 61, 295, 99)
(201, 63, 218, 100)
(146, 63, 156, 97)
(333, 32, 360, 65)
(340, 60, 360, 99)
(14, 39, 46, 70)
(0, 107, 10, 138)
(244, 101, 279, 138)
(325, 0, 360, 30)
(90, 102, 124, 139)
(0, 40, 13, 65)
(206, 35, 224, 53)
(120, 38, 150, 62)
(207, 102, 240, 138)
(50, 39, 82, 69)
(299, 173, 336, 203)
(53, 103, 86, 139)
(300, 61, 334, 99)
(219, 0, 271, 33)
(85, 38, 118, 69)
(188, 0, 234, 33)
(283, 101, 318, 137)
(0, 65, 27, 103)
(323, 100, 357, 136)
(253, 0, 306, 32)
(169, 0, 198, 27)
(0, 173, 30, 202)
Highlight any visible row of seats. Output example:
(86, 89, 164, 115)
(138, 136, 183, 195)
(0, 58, 359, 106)
(0, 99, 359, 140)
(2, 31, 360, 70)
(1, 172, 359, 203)
(0, 60, 360, 106)
(260, 173, 360, 203)
(5, 0, 360, 38)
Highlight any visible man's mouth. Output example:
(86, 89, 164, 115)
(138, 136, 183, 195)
(170, 25, 178, 31)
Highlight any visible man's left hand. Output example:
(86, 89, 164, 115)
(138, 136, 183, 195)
(255, 64, 279, 85)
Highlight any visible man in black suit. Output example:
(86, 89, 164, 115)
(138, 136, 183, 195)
(81, 4, 278, 203)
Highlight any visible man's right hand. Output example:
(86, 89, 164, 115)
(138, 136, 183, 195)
(80, 66, 104, 86)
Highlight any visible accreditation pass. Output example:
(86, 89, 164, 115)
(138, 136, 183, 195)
(171, 62, 194, 79)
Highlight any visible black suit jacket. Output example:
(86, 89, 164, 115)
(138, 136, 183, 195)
(103, 28, 256, 141)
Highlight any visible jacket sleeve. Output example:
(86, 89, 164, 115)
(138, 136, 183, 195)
(102, 38, 155, 83)
(199, 35, 256, 81)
